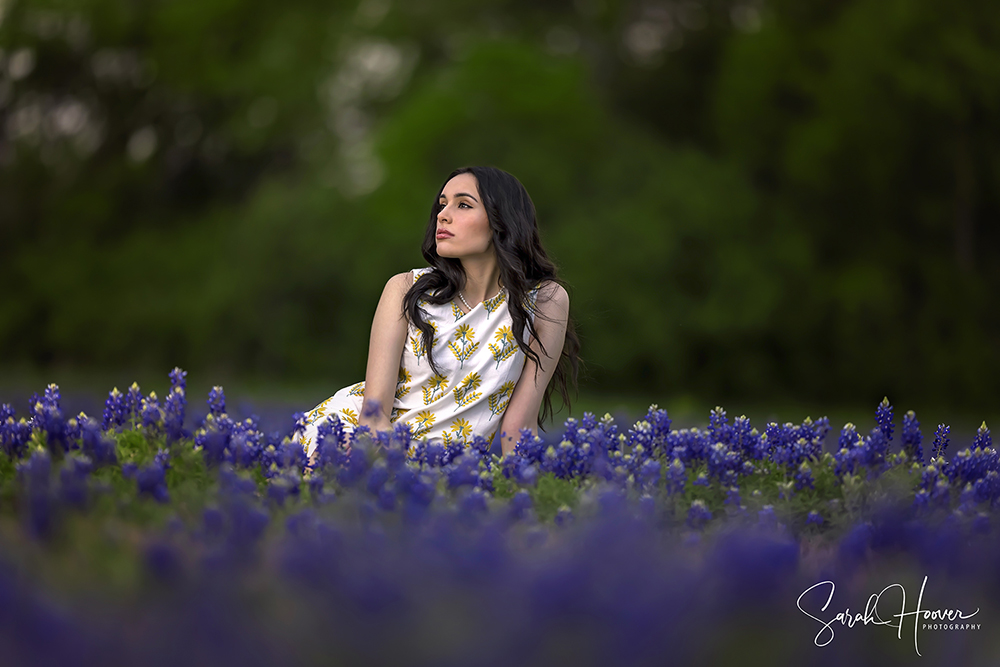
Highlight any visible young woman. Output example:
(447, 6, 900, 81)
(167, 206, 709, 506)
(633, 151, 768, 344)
(294, 166, 580, 457)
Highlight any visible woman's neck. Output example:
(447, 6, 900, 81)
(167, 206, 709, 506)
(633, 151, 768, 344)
(460, 255, 502, 304)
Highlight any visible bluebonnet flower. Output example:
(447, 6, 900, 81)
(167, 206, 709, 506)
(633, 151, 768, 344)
(875, 397, 894, 442)
(806, 510, 823, 526)
(972, 422, 993, 451)
(102, 387, 126, 431)
(707, 442, 741, 486)
(973, 470, 999, 506)
(163, 387, 188, 442)
(31, 397, 67, 455)
(267, 473, 300, 507)
(838, 423, 859, 450)
(366, 461, 390, 495)
(306, 475, 330, 504)
(338, 442, 373, 487)
(900, 411, 923, 462)
(500, 454, 538, 487)
(692, 472, 710, 487)
(512, 428, 545, 462)
(943, 445, 999, 487)
(136, 461, 169, 503)
(666, 427, 711, 464)
(207, 386, 226, 417)
(919, 465, 939, 491)
(441, 436, 465, 466)
(508, 490, 533, 521)
(724, 486, 742, 510)
(637, 458, 661, 492)
(540, 439, 589, 480)
(43, 383, 61, 409)
(665, 458, 686, 495)
(794, 461, 815, 491)
(686, 499, 712, 529)
(554, 505, 573, 527)
(126, 382, 142, 425)
(168, 367, 187, 393)
(458, 488, 489, 520)
(64, 413, 81, 446)
(708, 406, 732, 445)
(913, 489, 931, 513)
(642, 404, 672, 453)
(446, 452, 482, 490)
(930, 478, 951, 507)
(931, 424, 951, 459)
(860, 428, 890, 471)
(140, 391, 163, 430)
(310, 416, 346, 470)
(2, 407, 32, 458)
(391, 422, 416, 455)
(730, 414, 761, 460)
(197, 421, 230, 468)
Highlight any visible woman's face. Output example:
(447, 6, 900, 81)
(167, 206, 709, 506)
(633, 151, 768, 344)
(435, 173, 493, 260)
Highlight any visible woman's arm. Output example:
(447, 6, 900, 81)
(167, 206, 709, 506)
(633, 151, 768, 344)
(358, 271, 412, 434)
(497, 282, 570, 456)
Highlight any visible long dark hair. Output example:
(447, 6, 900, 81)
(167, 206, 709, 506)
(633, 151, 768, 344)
(402, 166, 580, 427)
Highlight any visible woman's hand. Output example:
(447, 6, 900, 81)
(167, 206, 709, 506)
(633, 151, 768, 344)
(498, 281, 570, 457)
(357, 271, 412, 436)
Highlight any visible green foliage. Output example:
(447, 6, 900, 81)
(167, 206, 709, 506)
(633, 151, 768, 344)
(528, 472, 579, 523)
(3, 0, 1000, 411)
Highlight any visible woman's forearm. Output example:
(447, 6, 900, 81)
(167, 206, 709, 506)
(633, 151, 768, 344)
(499, 420, 537, 457)
(358, 397, 392, 434)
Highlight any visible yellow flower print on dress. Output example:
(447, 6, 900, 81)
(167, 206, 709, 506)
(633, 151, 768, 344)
(411, 410, 436, 438)
(489, 325, 517, 368)
(395, 367, 412, 400)
(421, 373, 448, 405)
(451, 301, 464, 322)
(348, 382, 365, 397)
(339, 408, 359, 426)
(483, 290, 506, 318)
(453, 372, 483, 407)
(305, 397, 333, 425)
(449, 417, 473, 441)
(409, 321, 438, 364)
(488, 381, 515, 418)
(448, 323, 479, 368)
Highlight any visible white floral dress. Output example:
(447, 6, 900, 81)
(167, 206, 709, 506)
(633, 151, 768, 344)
(294, 267, 540, 456)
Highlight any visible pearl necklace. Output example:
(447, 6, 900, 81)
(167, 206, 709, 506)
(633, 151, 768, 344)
(457, 286, 504, 314)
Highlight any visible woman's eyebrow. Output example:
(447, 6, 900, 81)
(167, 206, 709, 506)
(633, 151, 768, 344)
(438, 192, 480, 203)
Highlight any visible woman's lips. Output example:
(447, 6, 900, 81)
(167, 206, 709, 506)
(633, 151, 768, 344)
(436, 231, 453, 239)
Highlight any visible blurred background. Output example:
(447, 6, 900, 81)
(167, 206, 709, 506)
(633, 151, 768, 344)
(1, 0, 998, 435)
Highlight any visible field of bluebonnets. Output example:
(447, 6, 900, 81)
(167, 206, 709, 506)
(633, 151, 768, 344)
(2, 367, 999, 666)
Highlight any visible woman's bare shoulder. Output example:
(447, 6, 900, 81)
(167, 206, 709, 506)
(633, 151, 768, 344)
(535, 280, 569, 307)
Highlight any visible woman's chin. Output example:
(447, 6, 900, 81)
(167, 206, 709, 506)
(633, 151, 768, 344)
(436, 246, 458, 258)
